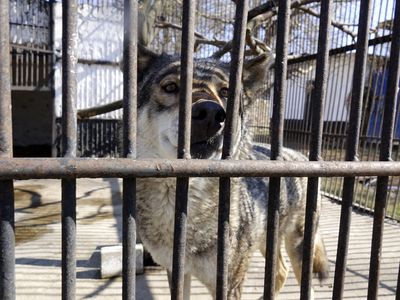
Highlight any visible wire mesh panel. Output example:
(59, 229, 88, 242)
(276, 0, 400, 221)
(9, 0, 53, 90)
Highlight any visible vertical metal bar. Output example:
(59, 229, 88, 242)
(367, 0, 400, 298)
(300, 0, 332, 299)
(0, 5, 14, 294)
(263, 0, 290, 299)
(122, 0, 138, 299)
(171, 0, 195, 299)
(332, 0, 372, 298)
(397, 262, 400, 300)
(61, 1, 78, 299)
(216, 1, 249, 299)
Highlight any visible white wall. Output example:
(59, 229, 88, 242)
(53, 3, 124, 119)
(284, 54, 355, 122)
(9, 0, 50, 47)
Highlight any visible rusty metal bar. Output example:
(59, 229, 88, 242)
(288, 35, 392, 65)
(397, 263, 400, 300)
(216, 1, 249, 298)
(367, 0, 400, 298)
(0, 4, 13, 159)
(0, 0, 15, 299)
(332, 0, 373, 298)
(300, 0, 332, 299)
(0, 159, 400, 179)
(264, 0, 290, 299)
(122, 0, 138, 299)
(171, 0, 195, 298)
(61, 1, 78, 299)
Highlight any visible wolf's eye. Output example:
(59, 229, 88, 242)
(219, 87, 229, 98)
(163, 82, 179, 93)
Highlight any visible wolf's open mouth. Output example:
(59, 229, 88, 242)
(190, 134, 223, 159)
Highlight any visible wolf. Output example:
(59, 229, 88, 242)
(133, 46, 329, 299)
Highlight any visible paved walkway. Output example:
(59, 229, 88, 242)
(13, 178, 400, 299)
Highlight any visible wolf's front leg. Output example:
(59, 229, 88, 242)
(167, 270, 192, 300)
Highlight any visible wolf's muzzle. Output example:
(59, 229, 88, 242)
(191, 100, 225, 158)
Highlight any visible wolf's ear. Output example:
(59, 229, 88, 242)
(119, 44, 159, 78)
(242, 52, 273, 97)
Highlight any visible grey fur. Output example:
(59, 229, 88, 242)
(134, 52, 329, 299)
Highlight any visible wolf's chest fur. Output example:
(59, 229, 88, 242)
(135, 142, 272, 269)
(136, 176, 226, 268)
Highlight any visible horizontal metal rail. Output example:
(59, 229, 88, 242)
(0, 159, 399, 179)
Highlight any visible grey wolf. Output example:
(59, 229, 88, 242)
(134, 47, 329, 299)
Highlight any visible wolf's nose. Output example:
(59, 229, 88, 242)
(191, 100, 226, 142)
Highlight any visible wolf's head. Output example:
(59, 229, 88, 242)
(135, 47, 271, 159)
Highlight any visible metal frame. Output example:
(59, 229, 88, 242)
(1, 0, 400, 300)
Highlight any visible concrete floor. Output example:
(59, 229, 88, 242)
(13, 178, 400, 299)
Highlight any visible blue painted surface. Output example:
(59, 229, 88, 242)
(366, 71, 400, 139)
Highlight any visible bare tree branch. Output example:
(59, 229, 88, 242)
(77, 100, 123, 119)
(211, 28, 272, 59)
(245, 29, 272, 55)
(211, 40, 233, 59)
(247, 0, 321, 30)
(155, 19, 227, 51)
(297, 6, 357, 40)
(194, 38, 227, 50)
(138, 0, 165, 46)
(155, 20, 205, 39)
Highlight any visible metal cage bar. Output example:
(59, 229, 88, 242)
(216, 1, 249, 298)
(263, 0, 290, 298)
(171, 0, 195, 298)
(61, 1, 78, 299)
(367, 0, 400, 298)
(397, 263, 400, 300)
(332, 0, 373, 298)
(0, 0, 15, 299)
(1, 159, 400, 179)
(300, 0, 332, 298)
(122, 0, 138, 299)
(1, 1, 400, 299)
